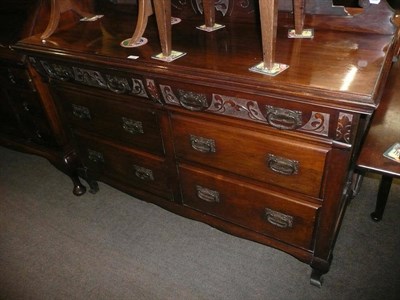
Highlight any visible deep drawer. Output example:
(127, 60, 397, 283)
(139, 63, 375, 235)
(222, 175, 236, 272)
(54, 86, 165, 155)
(171, 114, 330, 198)
(75, 132, 173, 200)
(179, 164, 320, 250)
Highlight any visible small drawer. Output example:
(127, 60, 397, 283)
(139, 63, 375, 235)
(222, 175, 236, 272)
(171, 114, 330, 198)
(75, 132, 173, 200)
(8, 89, 45, 118)
(179, 164, 320, 250)
(0, 67, 34, 90)
(54, 86, 165, 156)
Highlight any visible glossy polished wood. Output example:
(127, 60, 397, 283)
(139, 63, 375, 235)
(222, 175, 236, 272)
(13, 0, 400, 286)
(40, 0, 94, 40)
(17, 5, 397, 110)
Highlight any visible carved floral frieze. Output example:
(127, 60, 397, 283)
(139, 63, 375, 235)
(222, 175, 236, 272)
(38, 60, 150, 99)
(159, 85, 335, 139)
(31, 58, 355, 144)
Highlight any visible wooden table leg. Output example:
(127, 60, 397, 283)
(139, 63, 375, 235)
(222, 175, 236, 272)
(197, 0, 225, 32)
(41, 0, 94, 41)
(371, 175, 393, 222)
(152, 0, 186, 62)
(249, 0, 288, 76)
(289, 0, 314, 38)
(294, 0, 305, 35)
(41, 0, 61, 40)
(153, 0, 172, 57)
(203, 0, 215, 28)
(121, 0, 153, 47)
(260, 0, 277, 70)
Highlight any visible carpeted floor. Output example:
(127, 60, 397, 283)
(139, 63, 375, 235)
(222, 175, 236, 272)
(0, 146, 399, 300)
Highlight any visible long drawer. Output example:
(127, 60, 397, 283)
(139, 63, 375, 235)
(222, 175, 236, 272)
(171, 114, 330, 198)
(54, 86, 165, 156)
(75, 132, 173, 200)
(179, 163, 320, 250)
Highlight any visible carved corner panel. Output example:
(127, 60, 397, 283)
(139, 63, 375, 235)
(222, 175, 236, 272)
(335, 112, 354, 144)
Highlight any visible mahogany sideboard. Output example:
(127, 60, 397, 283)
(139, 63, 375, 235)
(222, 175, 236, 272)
(14, 0, 400, 286)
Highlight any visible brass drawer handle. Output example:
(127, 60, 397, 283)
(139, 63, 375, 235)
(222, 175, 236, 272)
(88, 149, 104, 163)
(72, 104, 91, 120)
(8, 71, 16, 84)
(267, 154, 299, 176)
(106, 76, 130, 94)
(190, 135, 216, 153)
(22, 101, 30, 112)
(265, 208, 294, 229)
(122, 117, 144, 135)
(265, 105, 302, 130)
(178, 89, 208, 111)
(196, 185, 220, 203)
(133, 165, 154, 181)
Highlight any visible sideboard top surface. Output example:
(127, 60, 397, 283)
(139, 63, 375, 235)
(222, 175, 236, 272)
(15, 7, 398, 111)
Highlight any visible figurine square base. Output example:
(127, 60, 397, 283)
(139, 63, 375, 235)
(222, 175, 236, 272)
(152, 51, 187, 62)
(196, 24, 226, 32)
(249, 62, 289, 76)
(288, 29, 314, 39)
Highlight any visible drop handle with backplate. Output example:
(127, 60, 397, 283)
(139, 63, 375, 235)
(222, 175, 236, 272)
(265, 105, 303, 130)
(72, 104, 91, 120)
(106, 76, 130, 94)
(267, 154, 299, 176)
(88, 149, 104, 163)
(22, 101, 30, 112)
(8, 71, 16, 84)
(178, 89, 208, 111)
(196, 185, 220, 203)
(122, 117, 144, 135)
(133, 165, 154, 181)
(190, 135, 216, 153)
(264, 208, 294, 229)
